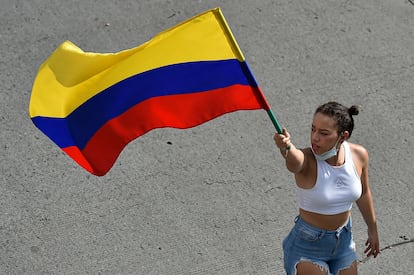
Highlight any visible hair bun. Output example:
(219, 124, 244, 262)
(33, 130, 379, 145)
(349, 105, 360, 116)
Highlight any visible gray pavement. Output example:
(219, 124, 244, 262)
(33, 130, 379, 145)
(1, 0, 413, 274)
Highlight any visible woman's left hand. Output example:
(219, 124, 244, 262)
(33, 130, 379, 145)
(364, 229, 380, 258)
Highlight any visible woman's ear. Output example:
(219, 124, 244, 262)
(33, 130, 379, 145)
(341, 131, 350, 141)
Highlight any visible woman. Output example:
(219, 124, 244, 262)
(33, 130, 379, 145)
(273, 102, 379, 275)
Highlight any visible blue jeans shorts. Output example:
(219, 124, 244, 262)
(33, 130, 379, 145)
(282, 215, 357, 275)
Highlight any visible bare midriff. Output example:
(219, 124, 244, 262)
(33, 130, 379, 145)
(299, 208, 351, 231)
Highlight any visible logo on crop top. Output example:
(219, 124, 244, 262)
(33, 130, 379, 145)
(335, 177, 346, 188)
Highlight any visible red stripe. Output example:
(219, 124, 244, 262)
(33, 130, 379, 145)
(62, 146, 95, 174)
(63, 84, 266, 176)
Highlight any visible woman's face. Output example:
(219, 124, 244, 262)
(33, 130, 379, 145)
(311, 112, 340, 154)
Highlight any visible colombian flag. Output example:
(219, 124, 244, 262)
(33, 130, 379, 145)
(29, 7, 271, 176)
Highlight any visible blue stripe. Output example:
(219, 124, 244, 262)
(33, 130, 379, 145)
(31, 59, 257, 149)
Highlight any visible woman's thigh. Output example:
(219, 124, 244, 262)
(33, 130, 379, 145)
(338, 261, 357, 275)
(297, 261, 329, 275)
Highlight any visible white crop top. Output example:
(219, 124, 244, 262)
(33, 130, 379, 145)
(297, 141, 362, 215)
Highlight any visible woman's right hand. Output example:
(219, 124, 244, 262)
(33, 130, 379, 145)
(273, 128, 292, 150)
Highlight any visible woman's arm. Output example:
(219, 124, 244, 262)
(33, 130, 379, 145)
(273, 128, 305, 174)
(355, 146, 380, 258)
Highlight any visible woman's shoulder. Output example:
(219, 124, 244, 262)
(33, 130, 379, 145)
(301, 147, 313, 155)
(298, 147, 315, 162)
(294, 147, 317, 188)
(300, 147, 317, 172)
(300, 147, 315, 163)
(347, 142, 369, 164)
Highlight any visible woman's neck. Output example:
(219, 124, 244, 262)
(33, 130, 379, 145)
(326, 143, 345, 166)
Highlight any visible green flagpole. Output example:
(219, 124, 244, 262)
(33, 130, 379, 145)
(267, 109, 283, 134)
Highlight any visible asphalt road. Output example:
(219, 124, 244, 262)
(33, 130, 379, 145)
(1, 0, 413, 274)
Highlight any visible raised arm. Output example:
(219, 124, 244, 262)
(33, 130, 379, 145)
(273, 128, 305, 174)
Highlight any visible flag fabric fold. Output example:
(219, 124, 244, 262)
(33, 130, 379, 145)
(29, 7, 270, 176)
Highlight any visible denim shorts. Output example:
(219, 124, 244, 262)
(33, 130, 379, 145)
(282, 215, 357, 275)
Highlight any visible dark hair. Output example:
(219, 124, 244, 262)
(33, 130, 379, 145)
(315, 101, 360, 138)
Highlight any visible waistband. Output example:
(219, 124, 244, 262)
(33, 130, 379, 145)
(294, 215, 352, 234)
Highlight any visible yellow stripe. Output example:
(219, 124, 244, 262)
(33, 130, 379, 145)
(29, 7, 245, 118)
